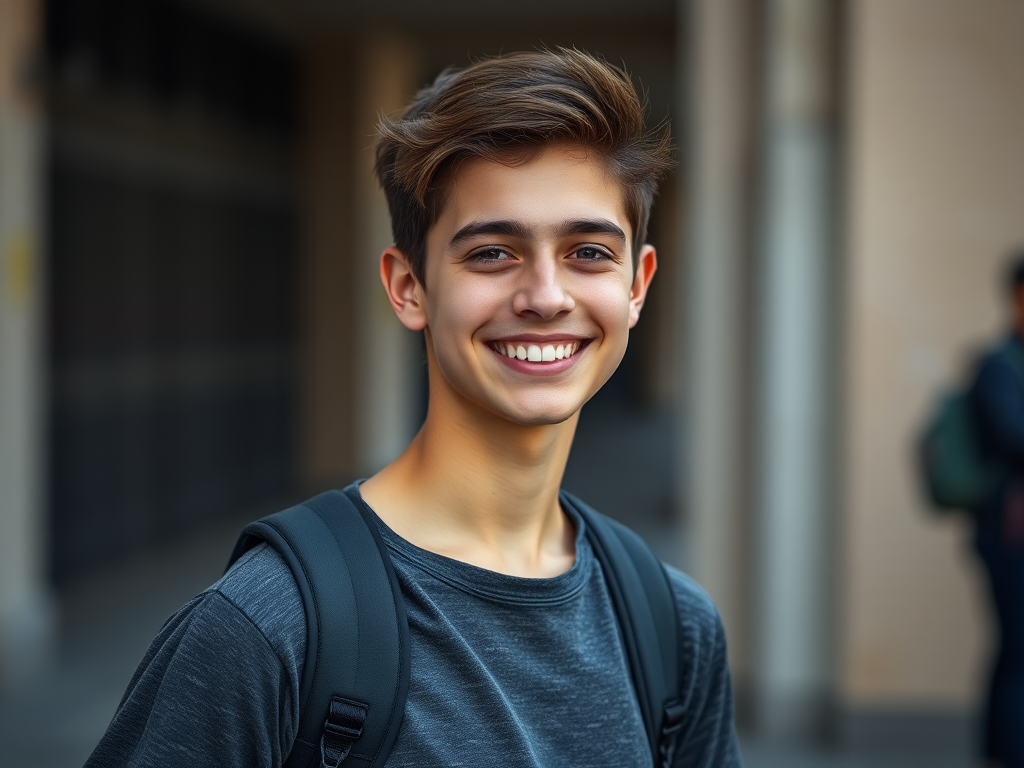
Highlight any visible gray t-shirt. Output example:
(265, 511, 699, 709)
(87, 496, 742, 767)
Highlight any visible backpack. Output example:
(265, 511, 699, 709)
(227, 486, 685, 768)
(918, 341, 1023, 512)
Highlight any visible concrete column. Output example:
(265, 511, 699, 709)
(679, 0, 757, 686)
(299, 42, 358, 489)
(351, 34, 422, 474)
(0, 0, 55, 692)
(752, 0, 840, 739)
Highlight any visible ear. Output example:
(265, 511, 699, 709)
(380, 247, 427, 331)
(627, 244, 657, 328)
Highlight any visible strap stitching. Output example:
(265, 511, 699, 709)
(336, 488, 410, 766)
(259, 514, 327, 746)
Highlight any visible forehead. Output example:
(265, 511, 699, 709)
(428, 146, 632, 248)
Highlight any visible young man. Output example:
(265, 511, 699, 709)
(969, 253, 1024, 768)
(86, 49, 742, 767)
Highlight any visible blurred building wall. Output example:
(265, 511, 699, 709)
(750, 0, 842, 738)
(681, 0, 758, 708)
(297, 40, 357, 488)
(682, 0, 846, 740)
(0, 0, 54, 693)
(43, 0, 299, 580)
(841, 0, 1024, 708)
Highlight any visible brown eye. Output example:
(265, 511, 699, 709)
(471, 247, 514, 262)
(571, 246, 611, 261)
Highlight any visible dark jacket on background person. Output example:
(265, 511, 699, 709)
(969, 333, 1024, 768)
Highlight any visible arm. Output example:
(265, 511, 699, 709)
(665, 567, 744, 768)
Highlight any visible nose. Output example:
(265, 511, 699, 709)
(511, 257, 575, 320)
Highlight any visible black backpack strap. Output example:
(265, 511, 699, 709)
(561, 490, 684, 768)
(226, 489, 410, 768)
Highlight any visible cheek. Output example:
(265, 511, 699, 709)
(427, 281, 504, 350)
(584, 279, 635, 332)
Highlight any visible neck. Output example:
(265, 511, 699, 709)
(360, 393, 580, 577)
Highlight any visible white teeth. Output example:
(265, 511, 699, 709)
(495, 341, 583, 362)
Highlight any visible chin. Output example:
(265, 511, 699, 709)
(507, 410, 579, 427)
(491, 396, 586, 427)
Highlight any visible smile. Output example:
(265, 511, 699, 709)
(488, 341, 582, 363)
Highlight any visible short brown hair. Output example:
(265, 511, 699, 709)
(373, 48, 674, 286)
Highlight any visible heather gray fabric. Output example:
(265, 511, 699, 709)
(85, 543, 306, 768)
(86, 496, 742, 768)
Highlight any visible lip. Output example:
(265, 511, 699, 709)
(487, 333, 587, 344)
(487, 339, 590, 375)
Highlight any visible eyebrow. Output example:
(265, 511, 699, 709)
(557, 218, 628, 242)
(447, 218, 627, 251)
(448, 220, 532, 250)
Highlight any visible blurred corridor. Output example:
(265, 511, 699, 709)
(2, 0, 1023, 764)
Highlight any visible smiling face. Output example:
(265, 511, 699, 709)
(381, 145, 656, 428)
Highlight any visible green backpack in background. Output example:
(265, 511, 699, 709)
(918, 342, 1023, 512)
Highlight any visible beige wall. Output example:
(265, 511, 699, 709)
(842, 0, 1024, 704)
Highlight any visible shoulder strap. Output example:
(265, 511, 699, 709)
(560, 491, 685, 768)
(226, 489, 410, 768)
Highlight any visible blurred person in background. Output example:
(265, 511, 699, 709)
(969, 250, 1024, 768)
(82, 49, 742, 768)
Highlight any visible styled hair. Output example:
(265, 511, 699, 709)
(373, 48, 674, 286)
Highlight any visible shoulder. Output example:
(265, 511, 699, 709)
(975, 336, 1023, 378)
(135, 543, 306, 692)
(661, 567, 743, 767)
(210, 543, 306, 672)
(663, 565, 727, 659)
(85, 544, 306, 768)
(567, 496, 726, 652)
(971, 339, 1024, 404)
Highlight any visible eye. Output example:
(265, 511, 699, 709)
(569, 245, 613, 262)
(468, 247, 515, 263)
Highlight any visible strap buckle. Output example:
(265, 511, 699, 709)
(658, 700, 686, 768)
(320, 696, 368, 768)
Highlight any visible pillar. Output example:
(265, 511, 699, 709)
(299, 41, 358, 489)
(299, 33, 422, 487)
(351, 34, 422, 474)
(0, 0, 55, 692)
(679, 0, 757, 688)
(752, 0, 841, 739)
